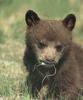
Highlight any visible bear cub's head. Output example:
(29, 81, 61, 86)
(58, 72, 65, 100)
(25, 10, 76, 67)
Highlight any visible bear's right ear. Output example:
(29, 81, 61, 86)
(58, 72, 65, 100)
(25, 10, 40, 27)
(63, 14, 76, 31)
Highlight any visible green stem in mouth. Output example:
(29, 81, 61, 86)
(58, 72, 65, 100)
(42, 65, 56, 85)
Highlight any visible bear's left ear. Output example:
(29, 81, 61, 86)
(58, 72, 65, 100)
(25, 10, 40, 27)
(63, 14, 76, 31)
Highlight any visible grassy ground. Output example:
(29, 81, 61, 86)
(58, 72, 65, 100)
(0, 0, 83, 100)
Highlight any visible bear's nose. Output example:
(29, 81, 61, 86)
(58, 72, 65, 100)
(45, 59, 55, 64)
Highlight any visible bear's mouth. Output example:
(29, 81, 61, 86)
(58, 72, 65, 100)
(33, 60, 57, 85)
(39, 60, 56, 66)
(33, 59, 57, 71)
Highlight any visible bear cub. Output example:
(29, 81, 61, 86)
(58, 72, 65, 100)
(23, 10, 83, 100)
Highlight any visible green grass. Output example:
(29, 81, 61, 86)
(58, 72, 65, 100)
(0, 0, 83, 99)
(0, 29, 6, 44)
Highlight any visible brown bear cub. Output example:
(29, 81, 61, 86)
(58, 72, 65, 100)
(23, 10, 83, 100)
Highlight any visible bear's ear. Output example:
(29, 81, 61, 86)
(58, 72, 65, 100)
(25, 10, 40, 27)
(63, 14, 76, 31)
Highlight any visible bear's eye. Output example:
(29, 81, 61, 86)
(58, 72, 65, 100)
(38, 41, 47, 49)
(55, 44, 63, 52)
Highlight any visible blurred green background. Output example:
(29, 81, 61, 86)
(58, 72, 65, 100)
(0, 0, 83, 99)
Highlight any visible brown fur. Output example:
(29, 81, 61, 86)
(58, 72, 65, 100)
(23, 10, 83, 100)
